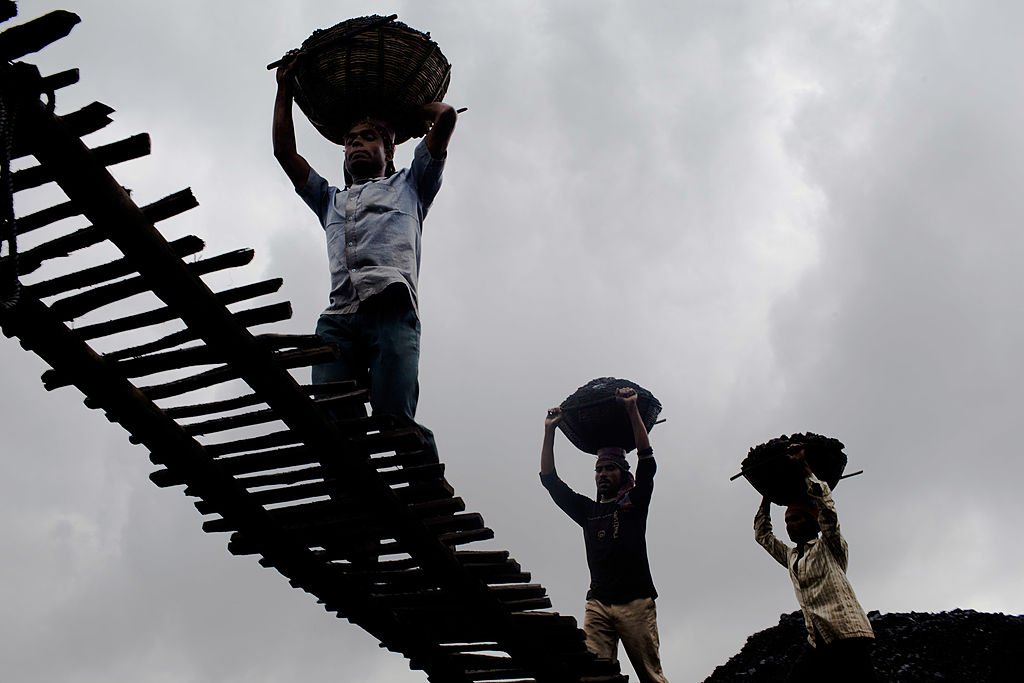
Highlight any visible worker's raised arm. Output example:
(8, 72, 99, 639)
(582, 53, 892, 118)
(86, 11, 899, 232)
(617, 387, 651, 454)
(540, 407, 561, 475)
(421, 102, 457, 160)
(754, 496, 790, 568)
(272, 54, 312, 191)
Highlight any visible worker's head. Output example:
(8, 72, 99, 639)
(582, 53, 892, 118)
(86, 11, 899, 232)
(595, 447, 629, 498)
(343, 118, 396, 185)
(785, 502, 820, 544)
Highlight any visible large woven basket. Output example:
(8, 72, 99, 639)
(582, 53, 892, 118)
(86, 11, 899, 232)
(558, 377, 662, 455)
(740, 433, 848, 505)
(291, 15, 451, 146)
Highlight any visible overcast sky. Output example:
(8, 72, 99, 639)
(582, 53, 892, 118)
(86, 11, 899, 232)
(2, 1, 1023, 682)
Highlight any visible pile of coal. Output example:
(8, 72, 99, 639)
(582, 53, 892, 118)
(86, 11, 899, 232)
(741, 432, 848, 505)
(703, 609, 1024, 682)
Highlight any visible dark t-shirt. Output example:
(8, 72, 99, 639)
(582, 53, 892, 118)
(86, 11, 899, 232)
(540, 457, 658, 604)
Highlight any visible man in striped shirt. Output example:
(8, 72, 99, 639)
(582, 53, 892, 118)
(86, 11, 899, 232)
(754, 447, 876, 682)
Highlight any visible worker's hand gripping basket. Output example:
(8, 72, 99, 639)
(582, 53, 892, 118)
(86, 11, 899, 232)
(739, 433, 848, 505)
(289, 14, 451, 145)
(558, 377, 662, 455)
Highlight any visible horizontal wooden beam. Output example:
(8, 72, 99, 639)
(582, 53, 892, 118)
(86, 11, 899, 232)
(0, 10, 79, 62)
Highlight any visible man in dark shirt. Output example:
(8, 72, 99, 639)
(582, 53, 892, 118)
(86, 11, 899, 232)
(540, 387, 669, 683)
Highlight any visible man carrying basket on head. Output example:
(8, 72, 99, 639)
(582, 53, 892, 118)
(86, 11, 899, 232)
(540, 387, 669, 683)
(272, 50, 456, 461)
(754, 445, 876, 682)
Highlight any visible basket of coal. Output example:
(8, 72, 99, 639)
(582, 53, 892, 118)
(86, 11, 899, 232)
(557, 377, 662, 455)
(738, 433, 848, 505)
(283, 14, 451, 146)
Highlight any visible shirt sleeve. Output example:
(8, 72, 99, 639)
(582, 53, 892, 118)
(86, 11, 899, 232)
(630, 455, 657, 508)
(540, 469, 591, 528)
(296, 166, 333, 229)
(406, 138, 445, 214)
(806, 474, 849, 569)
(754, 504, 791, 568)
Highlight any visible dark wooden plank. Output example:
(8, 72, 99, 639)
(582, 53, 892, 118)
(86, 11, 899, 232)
(373, 528, 493, 556)
(488, 585, 547, 602)
(181, 405, 281, 437)
(448, 653, 520, 672)
(48, 248, 253, 320)
(13, 97, 106, 160)
(97, 301, 292, 361)
(370, 450, 434, 469)
(13, 189, 199, 276)
(407, 497, 466, 517)
(393, 479, 455, 504)
(0, 10, 79, 61)
(437, 643, 502, 653)
(162, 380, 357, 422)
(455, 550, 510, 565)
(437, 528, 494, 547)
(139, 187, 202, 223)
(134, 361, 244, 402)
(242, 479, 330, 507)
(134, 345, 338, 402)
(13, 133, 150, 192)
(379, 463, 444, 486)
(237, 464, 323, 490)
(465, 668, 530, 683)
(419, 512, 482, 535)
(333, 556, 420, 573)
(203, 493, 384, 532)
(353, 426, 428, 455)
(466, 563, 530, 585)
(177, 443, 315, 479)
(27, 235, 203, 298)
(162, 390, 265, 419)
(40, 68, 78, 91)
(256, 495, 464, 530)
(58, 101, 114, 138)
(14, 200, 79, 236)
(76, 276, 278, 342)
(228, 516, 393, 556)
(200, 428, 304, 457)
(508, 612, 580, 633)
(13, 224, 106, 275)
(274, 512, 482, 546)
(370, 589, 455, 609)
(113, 334, 327, 379)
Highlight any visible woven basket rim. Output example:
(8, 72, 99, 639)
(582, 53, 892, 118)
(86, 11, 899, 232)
(557, 377, 662, 455)
(291, 15, 451, 146)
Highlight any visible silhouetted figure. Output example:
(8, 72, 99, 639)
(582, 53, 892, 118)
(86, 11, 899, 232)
(540, 387, 669, 683)
(754, 445, 876, 682)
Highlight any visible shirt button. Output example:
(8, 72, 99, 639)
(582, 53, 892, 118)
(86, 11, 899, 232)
(348, 241, 355, 246)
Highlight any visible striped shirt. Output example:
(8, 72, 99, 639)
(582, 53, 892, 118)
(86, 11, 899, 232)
(754, 475, 875, 646)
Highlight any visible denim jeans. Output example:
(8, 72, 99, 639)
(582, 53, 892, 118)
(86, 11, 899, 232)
(312, 288, 437, 462)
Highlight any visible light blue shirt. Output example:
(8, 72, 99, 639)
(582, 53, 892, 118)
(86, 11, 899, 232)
(298, 139, 445, 316)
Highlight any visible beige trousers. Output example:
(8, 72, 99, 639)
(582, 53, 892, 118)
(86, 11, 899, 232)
(584, 597, 669, 683)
